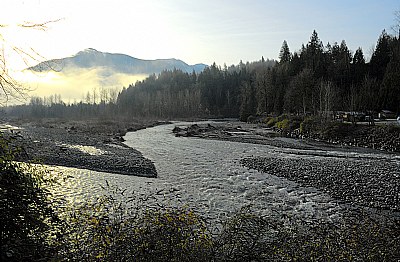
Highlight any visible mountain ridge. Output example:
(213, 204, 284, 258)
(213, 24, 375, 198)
(28, 48, 207, 75)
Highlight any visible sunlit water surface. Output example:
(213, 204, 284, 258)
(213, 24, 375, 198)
(48, 121, 399, 222)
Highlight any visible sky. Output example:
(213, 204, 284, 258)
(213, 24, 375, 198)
(1, 0, 399, 71)
(1, 0, 399, 104)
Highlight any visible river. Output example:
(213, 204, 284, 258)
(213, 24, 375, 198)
(47, 121, 400, 225)
(49, 121, 365, 223)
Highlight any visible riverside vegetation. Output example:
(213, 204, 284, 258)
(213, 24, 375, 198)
(266, 115, 400, 152)
(1, 125, 399, 261)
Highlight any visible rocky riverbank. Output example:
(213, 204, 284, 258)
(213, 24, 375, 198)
(300, 120, 400, 152)
(173, 122, 400, 214)
(172, 122, 354, 151)
(240, 156, 399, 212)
(6, 119, 165, 177)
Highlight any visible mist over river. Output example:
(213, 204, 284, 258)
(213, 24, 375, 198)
(50, 121, 399, 223)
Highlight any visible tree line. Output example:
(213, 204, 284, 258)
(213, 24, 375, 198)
(4, 87, 120, 119)
(117, 29, 400, 121)
(3, 29, 400, 121)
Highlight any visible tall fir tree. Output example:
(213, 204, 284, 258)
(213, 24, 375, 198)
(279, 40, 291, 63)
(370, 30, 391, 80)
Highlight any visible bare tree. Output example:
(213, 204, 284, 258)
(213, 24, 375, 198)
(319, 80, 335, 120)
(85, 91, 91, 104)
(0, 19, 59, 104)
(92, 86, 98, 104)
(0, 40, 27, 103)
(392, 9, 400, 37)
(108, 87, 119, 104)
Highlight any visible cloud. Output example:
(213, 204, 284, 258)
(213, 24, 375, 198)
(13, 68, 147, 103)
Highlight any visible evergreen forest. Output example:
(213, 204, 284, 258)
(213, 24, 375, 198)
(5, 29, 400, 121)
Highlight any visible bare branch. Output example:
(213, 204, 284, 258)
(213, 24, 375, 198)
(18, 19, 62, 31)
(0, 19, 60, 104)
(391, 9, 400, 36)
(12, 46, 44, 67)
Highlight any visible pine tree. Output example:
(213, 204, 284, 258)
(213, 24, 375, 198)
(380, 38, 400, 112)
(353, 47, 365, 64)
(304, 30, 324, 77)
(370, 30, 391, 80)
(279, 40, 291, 63)
(239, 80, 256, 121)
(352, 47, 366, 85)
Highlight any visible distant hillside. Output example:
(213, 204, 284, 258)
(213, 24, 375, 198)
(28, 48, 207, 74)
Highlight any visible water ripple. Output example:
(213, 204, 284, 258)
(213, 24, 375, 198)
(49, 121, 398, 223)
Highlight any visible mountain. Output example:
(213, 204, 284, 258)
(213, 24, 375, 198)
(28, 48, 207, 74)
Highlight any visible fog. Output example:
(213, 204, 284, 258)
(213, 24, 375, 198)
(13, 68, 148, 104)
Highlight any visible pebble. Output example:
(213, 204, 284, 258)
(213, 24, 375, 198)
(13, 125, 157, 177)
(240, 156, 400, 212)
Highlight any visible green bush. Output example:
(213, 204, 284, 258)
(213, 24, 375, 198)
(300, 116, 313, 134)
(275, 118, 290, 130)
(131, 207, 212, 261)
(266, 117, 277, 127)
(0, 133, 61, 261)
(271, 213, 399, 261)
(212, 206, 277, 261)
(272, 115, 302, 132)
(277, 114, 289, 122)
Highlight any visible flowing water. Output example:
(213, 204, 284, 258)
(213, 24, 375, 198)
(49, 121, 399, 222)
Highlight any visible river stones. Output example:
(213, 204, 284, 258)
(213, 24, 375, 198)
(240, 156, 399, 212)
(11, 123, 158, 178)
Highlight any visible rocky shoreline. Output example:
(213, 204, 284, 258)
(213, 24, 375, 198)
(299, 121, 400, 153)
(173, 122, 400, 214)
(6, 119, 164, 177)
(4, 119, 400, 214)
(240, 156, 399, 212)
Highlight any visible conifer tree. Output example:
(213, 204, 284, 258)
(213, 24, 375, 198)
(370, 30, 391, 80)
(279, 40, 291, 63)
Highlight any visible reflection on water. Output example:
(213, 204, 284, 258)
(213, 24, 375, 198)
(47, 165, 155, 205)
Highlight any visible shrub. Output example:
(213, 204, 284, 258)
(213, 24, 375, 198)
(300, 116, 317, 134)
(266, 117, 277, 127)
(212, 206, 278, 261)
(277, 114, 289, 122)
(131, 207, 212, 261)
(275, 118, 290, 130)
(0, 133, 61, 261)
(57, 185, 212, 262)
(271, 213, 399, 261)
(272, 115, 302, 132)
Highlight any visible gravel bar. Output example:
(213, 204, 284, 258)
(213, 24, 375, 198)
(240, 156, 400, 212)
(11, 121, 158, 177)
(174, 122, 400, 214)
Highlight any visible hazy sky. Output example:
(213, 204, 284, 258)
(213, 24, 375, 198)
(2, 0, 400, 70)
